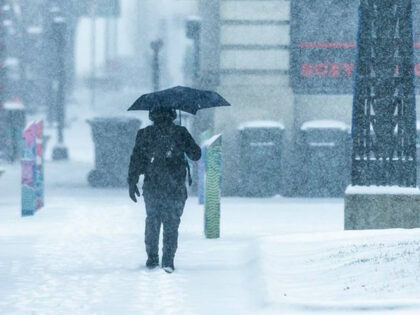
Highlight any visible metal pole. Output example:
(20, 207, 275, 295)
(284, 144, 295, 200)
(56, 19, 65, 144)
(0, 0, 6, 109)
(0, 0, 7, 160)
(154, 49, 159, 91)
(52, 16, 68, 160)
(192, 31, 200, 88)
(186, 18, 201, 88)
(45, 6, 60, 125)
(186, 18, 203, 195)
(150, 39, 163, 91)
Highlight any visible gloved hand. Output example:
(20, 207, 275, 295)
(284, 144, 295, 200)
(129, 183, 140, 203)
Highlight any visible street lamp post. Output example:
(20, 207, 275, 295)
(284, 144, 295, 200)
(0, 0, 6, 109)
(150, 39, 163, 91)
(44, 6, 61, 125)
(52, 16, 68, 160)
(186, 17, 201, 88)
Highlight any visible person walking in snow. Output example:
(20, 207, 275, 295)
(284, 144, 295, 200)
(128, 107, 201, 273)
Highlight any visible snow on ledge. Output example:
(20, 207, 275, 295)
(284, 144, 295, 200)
(301, 120, 348, 131)
(238, 120, 285, 130)
(346, 185, 420, 195)
(202, 134, 222, 147)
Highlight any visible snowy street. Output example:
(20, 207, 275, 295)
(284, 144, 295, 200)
(1, 105, 419, 314)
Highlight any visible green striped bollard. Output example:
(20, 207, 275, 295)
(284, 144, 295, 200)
(203, 134, 222, 239)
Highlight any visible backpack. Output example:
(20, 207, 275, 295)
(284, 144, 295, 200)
(145, 126, 191, 190)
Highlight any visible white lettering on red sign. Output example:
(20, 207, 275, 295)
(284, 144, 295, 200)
(301, 63, 420, 77)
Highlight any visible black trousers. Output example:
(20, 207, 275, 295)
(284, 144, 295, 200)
(143, 195, 185, 262)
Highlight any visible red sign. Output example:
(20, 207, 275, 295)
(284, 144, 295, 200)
(290, 0, 420, 94)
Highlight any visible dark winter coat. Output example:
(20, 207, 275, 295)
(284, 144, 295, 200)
(128, 121, 201, 200)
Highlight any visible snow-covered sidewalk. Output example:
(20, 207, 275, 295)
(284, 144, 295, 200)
(1, 160, 419, 314)
(258, 230, 420, 314)
(0, 100, 419, 314)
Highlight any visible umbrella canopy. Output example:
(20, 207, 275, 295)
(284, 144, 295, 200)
(127, 86, 230, 115)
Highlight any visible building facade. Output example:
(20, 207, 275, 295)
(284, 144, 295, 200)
(197, 0, 360, 196)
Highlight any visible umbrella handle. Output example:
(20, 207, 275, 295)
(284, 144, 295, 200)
(179, 110, 182, 126)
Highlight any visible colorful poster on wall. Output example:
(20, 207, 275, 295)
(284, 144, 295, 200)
(35, 120, 44, 210)
(21, 121, 44, 216)
(21, 122, 37, 216)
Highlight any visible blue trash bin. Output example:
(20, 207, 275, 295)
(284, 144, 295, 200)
(299, 120, 350, 197)
(87, 117, 141, 187)
(238, 121, 285, 197)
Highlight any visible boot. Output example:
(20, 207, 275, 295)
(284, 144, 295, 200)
(146, 255, 159, 269)
(162, 254, 175, 273)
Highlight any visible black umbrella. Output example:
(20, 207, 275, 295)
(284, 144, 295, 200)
(127, 86, 230, 115)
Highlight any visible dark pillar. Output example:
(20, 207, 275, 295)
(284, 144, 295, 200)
(186, 17, 214, 134)
(345, 0, 420, 230)
(186, 17, 201, 88)
(43, 6, 61, 125)
(51, 16, 69, 160)
(0, 0, 6, 109)
(351, 0, 417, 187)
(150, 39, 163, 91)
(0, 0, 7, 161)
